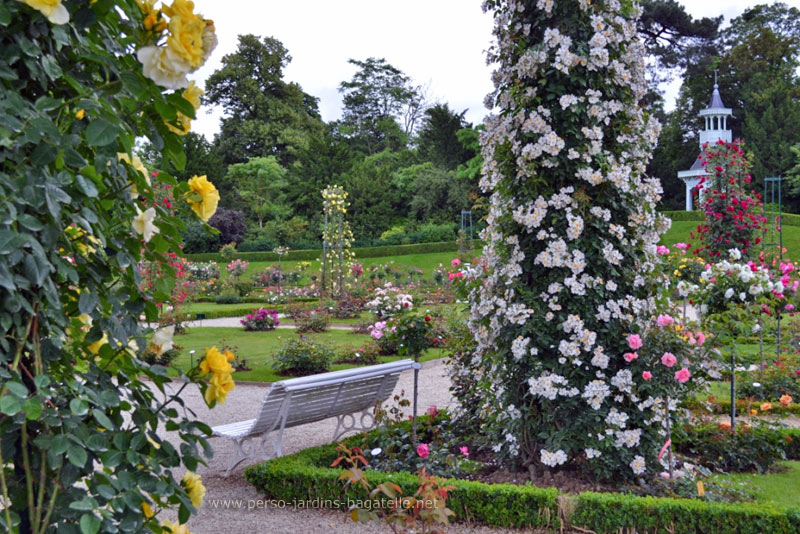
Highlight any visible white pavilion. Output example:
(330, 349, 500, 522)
(677, 77, 733, 210)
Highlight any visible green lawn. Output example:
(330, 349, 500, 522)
(219, 251, 462, 283)
(661, 220, 800, 261)
(170, 326, 445, 382)
(711, 461, 800, 510)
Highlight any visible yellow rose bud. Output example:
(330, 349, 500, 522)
(75, 109, 85, 119)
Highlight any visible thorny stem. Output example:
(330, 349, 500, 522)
(0, 440, 14, 530)
(21, 421, 35, 533)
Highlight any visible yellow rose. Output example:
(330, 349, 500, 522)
(75, 109, 85, 120)
(185, 175, 219, 222)
(17, 0, 69, 24)
(87, 334, 108, 355)
(161, 0, 196, 19)
(166, 81, 203, 135)
(181, 471, 206, 508)
(160, 519, 190, 534)
(141, 501, 155, 519)
(166, 14, 206, 69)
(198, 346, 232, 375)
(204, 371, 234, 405)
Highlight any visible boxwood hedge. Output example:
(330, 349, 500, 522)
(243, 427, 800, 533)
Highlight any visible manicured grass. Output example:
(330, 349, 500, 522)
(183, 302, 267, 319)
(170, 326, 445, 382)
(218, 251, 463, 283)
(660, 220, 800, 261)
(711, 461, 800, 510)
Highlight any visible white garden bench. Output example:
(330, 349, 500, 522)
(211, 359, 417, 476)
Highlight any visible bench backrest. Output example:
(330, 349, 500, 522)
(248, 359, 414, 436)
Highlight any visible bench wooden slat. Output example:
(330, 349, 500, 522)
(212, 359, 415, 476)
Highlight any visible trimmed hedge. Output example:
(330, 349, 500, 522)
(244, 440, 560, 530)
(183, 241, 465, 263)
(571, 492, 800, 534)
(687, 398, 800, 416)
(244, 428, 800, 533)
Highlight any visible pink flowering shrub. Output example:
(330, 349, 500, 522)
(240, 308, 279, 331)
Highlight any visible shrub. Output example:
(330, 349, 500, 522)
(209, 208, 248, 246)
(336, 344, 381, 365)
(182, 221, 221, 253)
(187, 261, 220, 281)
(294, 308, 330, 333)
(330, 294, 365, 319)
(215, 291, 242, 304)
(673, 421, 786, 473)
(240, 308, 280, 331)
(272, 336, 335, 376)
(140, 346, 182, 366)
(738, 355, 800, 400)
(225, 258, 249, 278)
(417, 222, 457, 243)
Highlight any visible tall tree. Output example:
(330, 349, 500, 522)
(416, 103, 475, 170)
(338, 57, 425, 154)
(225, 157, 290, 229)
(204, 35, 324, 166)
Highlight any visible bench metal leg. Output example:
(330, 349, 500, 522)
(332, 409, 376, 442)
(221, 432, 283, 477)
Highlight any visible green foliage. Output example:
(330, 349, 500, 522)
(673, 422, 787, 473)
(244, 438, 560, 529)
(182, 220, 221, 253)
(738, 353, 800, 399)
(337, 57, 422, 154)
(0, 1, 219, 532)
(416, 103, 475, 170)
(571, 491, 800, 534)
(204, 35, 323, 167)
(244, 427, 800, 532)
(225, 156, 289, 228)
(271, 336, 335, 376)
(214, 291, 242, 304)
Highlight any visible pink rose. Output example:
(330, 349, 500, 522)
(624, 352, 639, 363)
(696, 332, 706, 346)
(661, 352, 677, 367)
(627, 334, 643, 350)
(642, 371, 652, 380)
(656, 245, 670, 255)
(675, 243, 689, 250)
(451, 258, 462, 267)
(656, 314, 674, 327)
(416, 443, 429, 459)
(674, 367, 691, 384)
(427, 405, 439, 417)
(459, 446, 469, 457)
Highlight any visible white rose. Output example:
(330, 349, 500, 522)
(137, 46, 191, 90)
(724, 288, 734, 299)
(132, 206, 160, 243)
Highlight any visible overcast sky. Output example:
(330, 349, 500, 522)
(189, 0, 800, 141)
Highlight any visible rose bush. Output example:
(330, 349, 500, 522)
(0, 1, 225, 532)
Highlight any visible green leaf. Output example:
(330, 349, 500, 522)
(76, 175, 98, 198)
(34, 97, 63, 112)
(70, 397, 89, 416)
(23, 398, 42, 420)
(41, 55, 62, 80)
(64, 148, 87, 168)
(70, 497, 97, 512)
(92, 409, 114, 431)
(178, 503, 190, 524)
(85, 119, 119, 147)
(0, 395, 21, 415)
(43, 184, 71, 218)
(31, 143, 58, 166)
(79, 513, 100, 534)
(6, 381, 28, 397)
(78, 290, 98, 315)
(51, 434, 68, 455)
(0, 230, 26, 254)
(120, 72, 146, 99)
(18, 214, 44, 231)
(0, 4, 10, 26)
(67, 444, 88, 467)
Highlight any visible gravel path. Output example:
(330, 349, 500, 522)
(156, 358, 544, 534)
